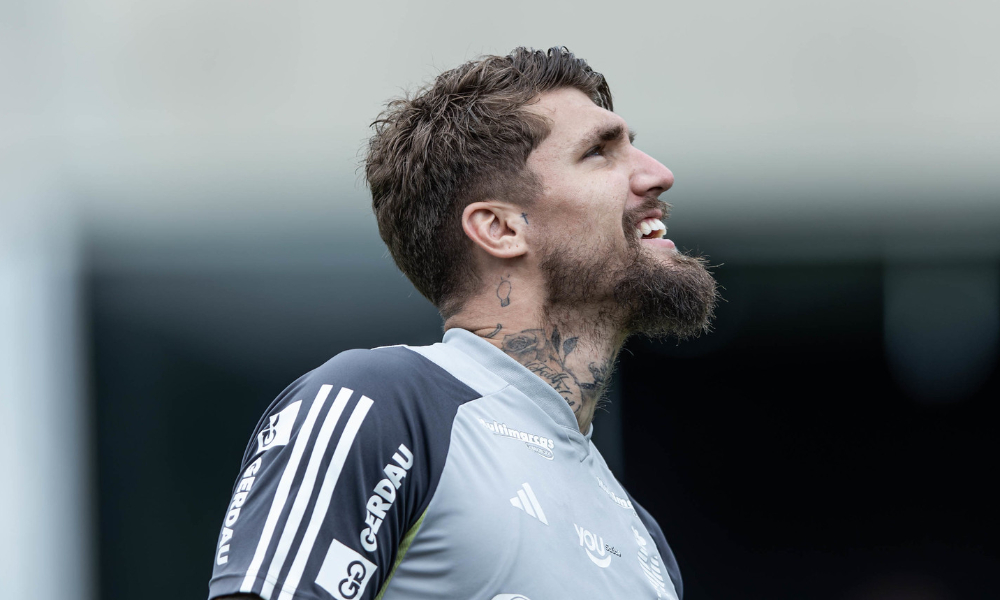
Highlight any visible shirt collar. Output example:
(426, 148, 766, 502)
(443, 327, 588, 436)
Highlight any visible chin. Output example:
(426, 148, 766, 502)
(615, 247, 720, 340)
(538, 234, 719, 339)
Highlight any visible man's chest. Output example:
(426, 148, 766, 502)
(381, 402, 679, 600)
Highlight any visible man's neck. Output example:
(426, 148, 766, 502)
(448, 304, 624, 433)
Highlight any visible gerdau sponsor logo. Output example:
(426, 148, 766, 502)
(360, 443, 413, 552)
(573, 523, 620, 568)
(216, 456, 262, 565)
(478, 418, 555, 459)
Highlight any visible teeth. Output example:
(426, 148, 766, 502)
(634, 217, 667, 239)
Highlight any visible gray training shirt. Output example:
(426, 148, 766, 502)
(209, 328, 682, 600)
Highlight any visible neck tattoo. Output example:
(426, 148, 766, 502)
(499, 326, 611, 421)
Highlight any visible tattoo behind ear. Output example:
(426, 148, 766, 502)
(497, 276, 512, 307)
(521, 212, 529, 224)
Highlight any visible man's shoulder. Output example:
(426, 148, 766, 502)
(237, 341, 484, 479)
(311, 344, 427, 380)
(213, 344, 482, 600)
(240, 341, 486, 470)
(294, 343, 483, 414)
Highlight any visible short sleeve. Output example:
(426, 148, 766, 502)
(207, 346, 480, 600)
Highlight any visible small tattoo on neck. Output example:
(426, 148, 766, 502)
(497, 275, 512, 307)
(485, 324, 502, 338)
(521, 212, 529, 224)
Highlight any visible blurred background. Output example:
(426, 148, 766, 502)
(2, 0, 998, 599)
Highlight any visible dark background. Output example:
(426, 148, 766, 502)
(89, 259, 999, 600)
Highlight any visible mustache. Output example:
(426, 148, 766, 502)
(622, 196, 671, 231)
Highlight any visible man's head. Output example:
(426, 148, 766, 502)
(366, 47, 717, 338)
(366, 47, 610, 318)
(521, 87, 718, 339)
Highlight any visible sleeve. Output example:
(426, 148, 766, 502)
(207, 346, 481, 600)
(630, 496, 684, 600)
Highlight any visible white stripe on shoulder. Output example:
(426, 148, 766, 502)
(241, 384, 343, 593)
(275, 394, 374, 600)
(256, 386, 355, 597)
(405, 343, 507, 397)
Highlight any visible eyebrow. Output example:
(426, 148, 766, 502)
(577, 123, 637, 153)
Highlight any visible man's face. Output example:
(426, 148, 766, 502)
(523, 87, 718, 338)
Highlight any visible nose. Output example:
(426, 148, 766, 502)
(630, 149, 674, 199)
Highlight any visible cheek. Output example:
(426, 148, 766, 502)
(534, 177, 628, 246)
(588, 219, 630, 257)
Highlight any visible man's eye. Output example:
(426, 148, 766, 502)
(584, 145, 604, 158)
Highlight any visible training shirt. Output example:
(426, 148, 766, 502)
(208, 328, 682, 600)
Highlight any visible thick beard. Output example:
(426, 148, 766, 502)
(613, 243, 719, 340)
(539, 201, 719, 341)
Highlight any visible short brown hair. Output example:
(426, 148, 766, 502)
(365, 46, 612, 317)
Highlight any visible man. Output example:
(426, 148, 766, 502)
(209, 47, 717, 600)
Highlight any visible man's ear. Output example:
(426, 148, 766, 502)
(461, 201, 527, 259)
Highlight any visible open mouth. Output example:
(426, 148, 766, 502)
(634, 217, 667, 240)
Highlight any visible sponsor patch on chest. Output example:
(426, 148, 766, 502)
(596, 476, 638, 516)
(632, 525, 672, 598)
(478, 418, 555, 459)
(573, 523, 621, 568)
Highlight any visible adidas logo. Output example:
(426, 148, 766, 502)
(509, 482, 548, 525)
